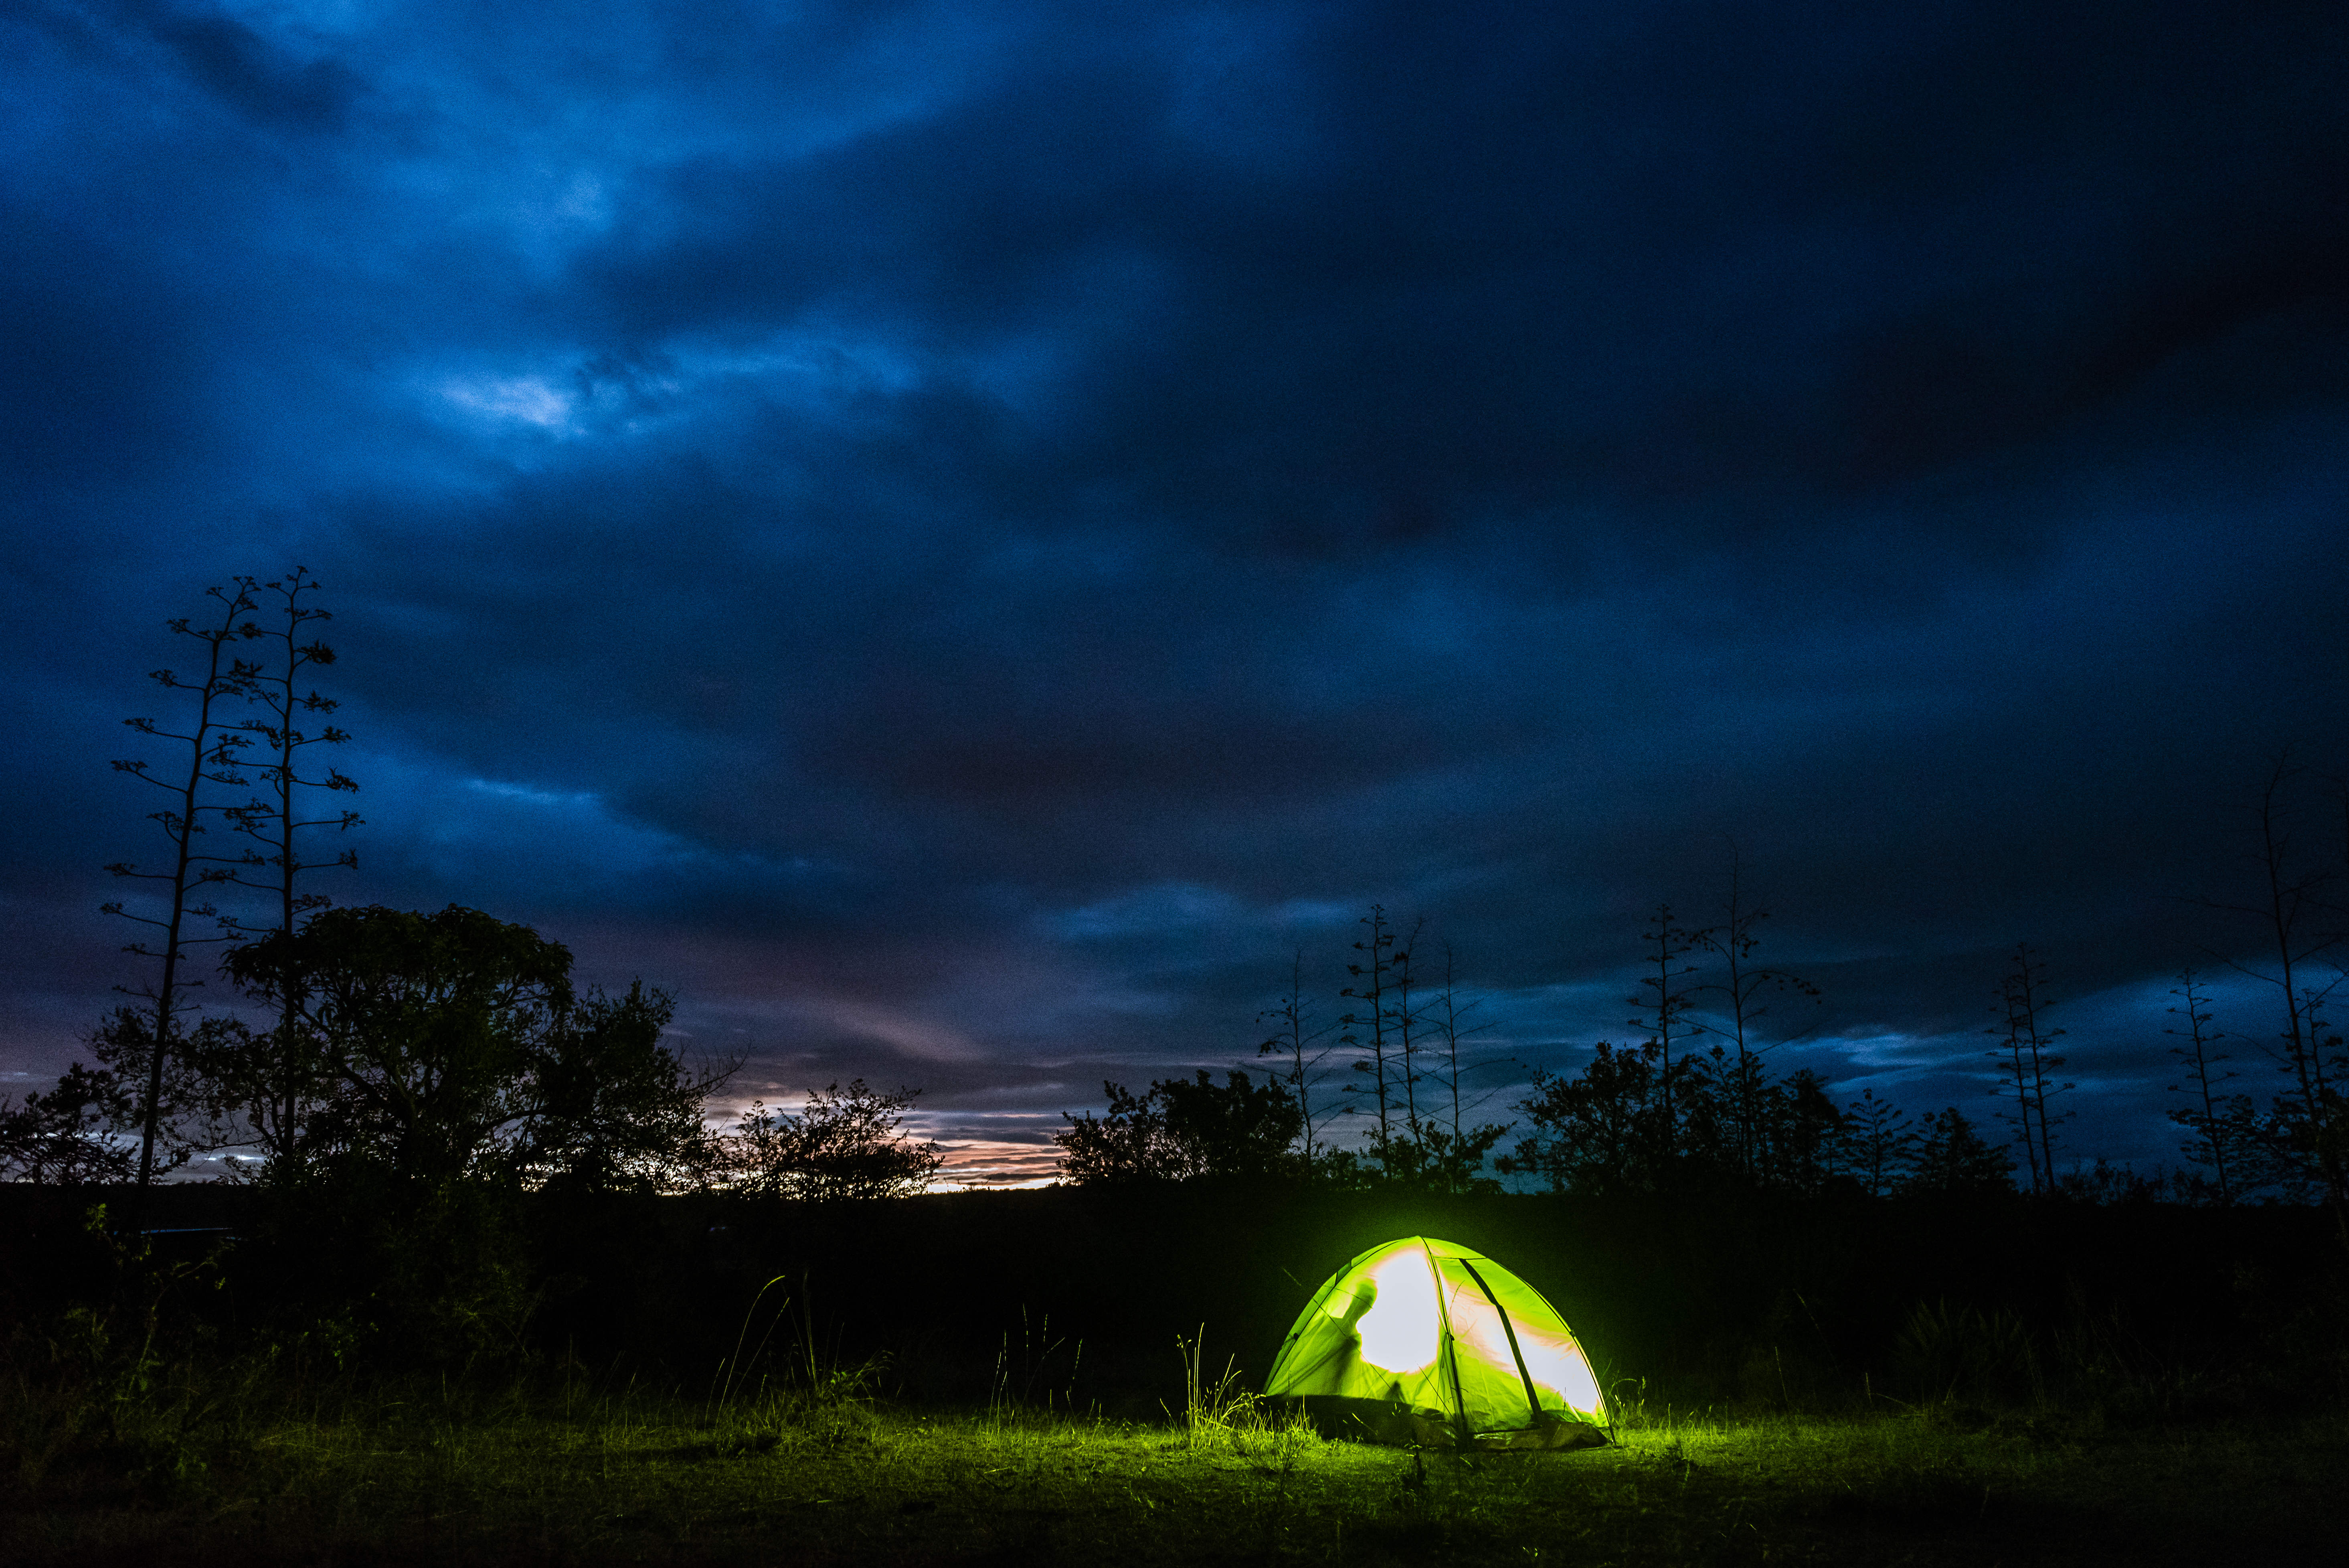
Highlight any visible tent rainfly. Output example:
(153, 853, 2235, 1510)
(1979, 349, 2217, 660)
(1264, 1235, 1611, 1450)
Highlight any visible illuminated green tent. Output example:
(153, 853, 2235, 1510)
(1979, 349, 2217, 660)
(1265, 1236, 1611, 1450)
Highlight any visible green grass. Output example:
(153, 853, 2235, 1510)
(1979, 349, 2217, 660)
(6, 1372, 2345, 1566)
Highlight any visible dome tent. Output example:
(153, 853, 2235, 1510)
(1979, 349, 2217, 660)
(1264, 1236, 1611, 1450)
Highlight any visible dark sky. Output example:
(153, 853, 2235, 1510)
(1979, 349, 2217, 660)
(5, 0, 2345, 1184)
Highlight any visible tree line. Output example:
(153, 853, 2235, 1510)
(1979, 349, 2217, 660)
(0, 573, 943, 1208)
(1053, 894, 2012, 1199)
(1059, 767, 2348, 1232)
(2163, 752, 2349, 1244)
(6, 575, 2343, 1238)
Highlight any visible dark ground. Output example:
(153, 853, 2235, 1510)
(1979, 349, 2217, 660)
(3, 1180, 2345, 1564)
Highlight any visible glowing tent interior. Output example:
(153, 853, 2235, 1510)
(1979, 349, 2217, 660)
(1264, 1235, 1611, 1449)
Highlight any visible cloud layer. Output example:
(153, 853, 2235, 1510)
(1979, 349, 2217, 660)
(5, 0, 2345, 1180)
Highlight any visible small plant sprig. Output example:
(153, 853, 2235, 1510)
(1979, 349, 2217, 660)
(1169, 1325, 1314, 1458)
(989, 1307, 1083, 1428)
(702, 1271, 884, 1455)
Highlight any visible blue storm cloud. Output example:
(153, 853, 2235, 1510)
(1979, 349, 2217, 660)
(3, 0, 2345, 1178)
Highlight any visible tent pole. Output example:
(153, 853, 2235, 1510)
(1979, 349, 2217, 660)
(1458, 1257, 1547, 1434)
(1420, 1241, 1470, 1449)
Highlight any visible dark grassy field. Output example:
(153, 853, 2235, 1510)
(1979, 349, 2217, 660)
(4, 1182, 2345, 1564)
(9, 1383, 2345, 1566)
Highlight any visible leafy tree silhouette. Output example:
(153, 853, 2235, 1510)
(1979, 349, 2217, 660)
(0, 1064, 137, 1184)
(730, 1080, 945, 1200)
(1054, 1070, 1302, 1183)
(1502, 1041, 1663, 1195)
(1909, 1107, 2015, 1195)
(1843, 1086, 1918, 1198)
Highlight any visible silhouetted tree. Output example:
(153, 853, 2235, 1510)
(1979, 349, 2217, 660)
(1628, 904, 1702, 1163)
(1338, 906, 1408, 1168)
(729, 1079, 943, 1200)
(2165, 969, 2252, 1206)
(518, 983, 734, 1194)
(1502, 1041, 1662, 1194)
(216, 904, 732, 1198)
(2053, 1157, 2199, 1206)
(86, 1005, 245, 1176)
(2265, 986, 2347, 1212)
(224, 568, 360, 939)
(1987, 943, 2070, 1195)
(222, 904, 573, 1184)
(1160, 1069, 1306, 1179)
(1908, 1107, 2015, 1195)
(1426, 945, 1480, 1146)
(2191, 753, 2349, 1241)
(1053, 1080, 1181, 1184)
(1054, 1070, 1302, 1183)
(0, 1064, 137, 1184)
(1412, 943, 1513, 1193)
(1387, 917, 1431, 1165)
(1758, 1067, 1843, 1193)
(1256, 949, 1341, 1163)
(102, 580, 263, 1203)
(215, 568, 362, 1170)
(1843, 1086, 1917, 1197)
(1691, 854, 1823, 1177)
